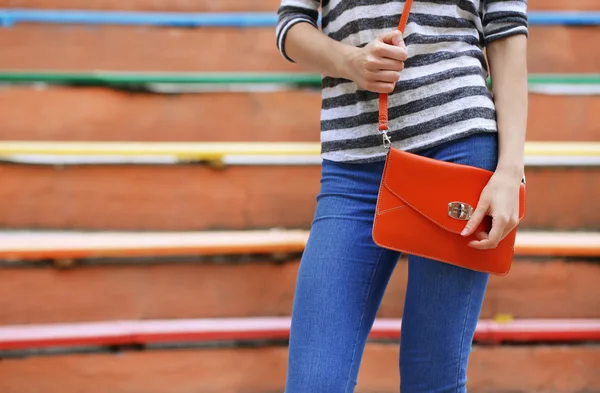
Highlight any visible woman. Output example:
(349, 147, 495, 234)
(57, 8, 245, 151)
(276, 0, 528, 391)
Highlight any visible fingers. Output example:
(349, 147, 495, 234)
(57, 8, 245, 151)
(468, 213, 519, 250)
(365, 57, 405, 72)
(489, 215, 507, 245)
(357, 60, 401, 92)
(356, 30, 407, 93)
(373, 41, 409, 61)
(474, 231, 488, 241)
(377, 57, 406, 71)
(502, 213, 520, 240)
(461, 199, 489, 237)
(461, 172, 522, 250)
(469, 215, 506, 250)
(367, 70, 401, 83)
(378, 30, 406, 47)
(364, 81, 397, 93)
(467, 231, 488, 248)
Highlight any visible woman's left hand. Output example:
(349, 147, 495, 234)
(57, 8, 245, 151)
(460, 170, 522, 249)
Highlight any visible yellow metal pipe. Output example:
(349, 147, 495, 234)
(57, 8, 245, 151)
(0, 141, 597, 159)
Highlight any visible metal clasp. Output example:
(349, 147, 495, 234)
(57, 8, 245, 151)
(381, 130, 392, 150)
(448, 202, 474, 220)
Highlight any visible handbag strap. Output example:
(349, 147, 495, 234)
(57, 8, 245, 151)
(379, 0, 413, 148)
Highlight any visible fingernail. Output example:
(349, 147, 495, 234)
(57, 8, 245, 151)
(461, 227, 469, 236)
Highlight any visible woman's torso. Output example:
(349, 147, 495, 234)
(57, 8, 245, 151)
(319, 0, 495, 163)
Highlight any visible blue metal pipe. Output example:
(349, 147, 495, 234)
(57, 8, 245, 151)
(1, 9, 599, 28)
(0, 10, 278, 28)
(529, 11, 600, 25)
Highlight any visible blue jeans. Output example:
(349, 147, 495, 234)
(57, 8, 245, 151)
(285, 133, 499, 393)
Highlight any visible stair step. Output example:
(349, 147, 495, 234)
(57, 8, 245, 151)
(1, 230, 598, 323)
(0, 26, 596, 73)
(2, 88, 598, 142)
(0, 258, 598, 323)
(0, 344, 597, 393)
(0, 164, 598, 230)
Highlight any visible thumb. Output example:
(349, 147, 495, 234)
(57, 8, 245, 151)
(379, 30, 405, 47)
(461, 201, 489, 237)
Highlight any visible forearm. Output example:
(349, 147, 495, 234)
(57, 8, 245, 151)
(487, 35, 528, 181)
(283, 22, 356, 79)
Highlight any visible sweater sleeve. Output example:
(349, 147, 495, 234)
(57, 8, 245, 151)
(276, 0, 320, 62)
(482, 0, 529, 46)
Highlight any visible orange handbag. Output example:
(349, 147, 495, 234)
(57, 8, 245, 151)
(371, 0, 526, 275)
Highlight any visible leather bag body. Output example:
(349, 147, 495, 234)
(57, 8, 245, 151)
(372, 147, 526, 276)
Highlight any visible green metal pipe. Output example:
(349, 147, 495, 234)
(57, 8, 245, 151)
(0, 72, 322, 86)
(0, 71, 599, 87)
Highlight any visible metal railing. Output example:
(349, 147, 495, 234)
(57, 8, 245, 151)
(1, 141, 598, 167)
(1, 10, 599, 27)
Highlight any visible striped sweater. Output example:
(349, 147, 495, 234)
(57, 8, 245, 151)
(276, 0, 529, 163)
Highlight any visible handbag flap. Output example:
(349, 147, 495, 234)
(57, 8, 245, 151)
(382, 147, 526, 235)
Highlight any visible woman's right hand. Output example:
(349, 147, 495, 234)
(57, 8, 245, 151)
(343, 30, 408, 93)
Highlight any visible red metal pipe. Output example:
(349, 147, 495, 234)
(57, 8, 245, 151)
(0, 318, 598, 351)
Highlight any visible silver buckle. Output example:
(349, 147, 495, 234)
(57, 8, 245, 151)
(448, 202, 474, 220)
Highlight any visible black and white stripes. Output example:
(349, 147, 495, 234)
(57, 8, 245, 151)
(276, 0, 320, 62)
(276, 0, 529, 163)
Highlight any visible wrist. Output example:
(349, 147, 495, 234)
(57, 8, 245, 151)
(495, 163, 524, 183)
(334, 44, 360, 81)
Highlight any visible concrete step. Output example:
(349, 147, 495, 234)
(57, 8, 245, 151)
(1, 87, 598, 142)
(0, 163, 598, 230)
(0, 25, 596, 73)
(0, 230, 598, 323)
(1, 344, 596, 393)
(1, 256, 597, 323)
